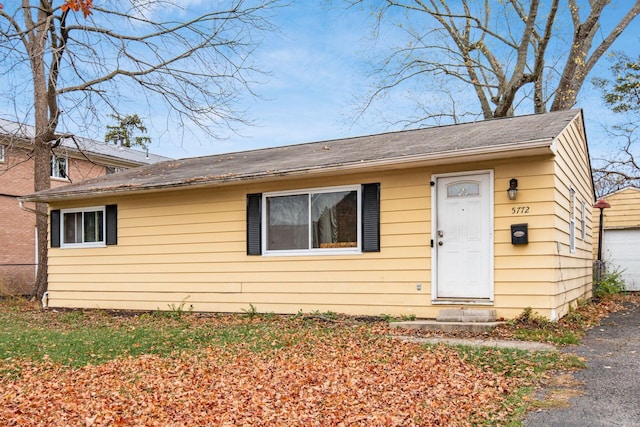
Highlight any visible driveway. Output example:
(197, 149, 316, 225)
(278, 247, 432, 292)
(525, 301, 640, 426)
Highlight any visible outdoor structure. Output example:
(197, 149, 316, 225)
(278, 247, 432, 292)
(20, 109, 594, 320)
(0, 119, 170, 294)
(591, 186, 640, 291)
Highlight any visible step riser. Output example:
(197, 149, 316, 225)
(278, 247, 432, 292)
(390, 320, 504, 333)
(436, 308, 496, 323)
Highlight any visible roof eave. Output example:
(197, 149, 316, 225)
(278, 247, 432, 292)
(2, 136, 158, 167)
(20, 138, 555, 204)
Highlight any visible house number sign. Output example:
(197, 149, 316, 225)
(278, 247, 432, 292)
(511, 206, 530, 214)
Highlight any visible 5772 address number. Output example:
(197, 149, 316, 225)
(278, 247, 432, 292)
(512, 206, 530, 214)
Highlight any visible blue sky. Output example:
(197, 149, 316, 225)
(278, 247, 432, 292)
(141, 1, 638, 160)
(149, 2, 378, 159)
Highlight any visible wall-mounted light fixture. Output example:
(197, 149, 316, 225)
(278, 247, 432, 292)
(507, 178, 518, 200)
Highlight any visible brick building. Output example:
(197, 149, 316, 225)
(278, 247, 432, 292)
(0, 119, 170, 295)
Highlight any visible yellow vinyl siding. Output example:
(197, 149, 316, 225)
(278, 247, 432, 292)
(48, 170, 435, 317)
(45, 159, 558, 319)
(549, 115, 594, 319)
(592, 187, 640, 259)
(601, 188, 640, 228)
(46, 113, 593, 320)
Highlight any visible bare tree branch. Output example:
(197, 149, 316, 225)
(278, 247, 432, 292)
(346, 0, 640, 124)
(551, 0, 640, 110)
(0, 0, 280, 299)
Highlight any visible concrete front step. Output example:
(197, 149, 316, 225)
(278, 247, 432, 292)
(393, 335, 555, 351)
(436, 308, 497, 323)
(389, 320, 505, 333)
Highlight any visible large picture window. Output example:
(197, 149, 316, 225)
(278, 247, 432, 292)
(61, 207, 105, 247)
(247, 184, 379, 256)
(264, 186, 360, 254)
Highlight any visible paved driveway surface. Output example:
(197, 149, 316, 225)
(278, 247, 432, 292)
(525, 301, 640, 427)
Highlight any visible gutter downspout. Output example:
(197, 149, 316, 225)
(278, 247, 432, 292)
(18, 199, 42, 216)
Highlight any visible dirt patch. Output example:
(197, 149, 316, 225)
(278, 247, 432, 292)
(529, 372, 585, 409)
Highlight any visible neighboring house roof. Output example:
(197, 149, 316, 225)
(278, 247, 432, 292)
(0, 118, 170, 166)
(20, 109, 583, 203)
(599, 186, 640, 199)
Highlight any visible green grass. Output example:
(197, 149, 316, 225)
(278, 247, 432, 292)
(454, 346, 585, 378)
(513, 328, 582, 345)
(0, 305, 312, 368)
(502, 305, 591, 345)
(452, 345, 585, 425)
(0, 298, 608, 425)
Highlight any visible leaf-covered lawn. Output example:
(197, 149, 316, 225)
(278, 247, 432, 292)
(2, 336, 514, 426)
(0, 300, 593, 426)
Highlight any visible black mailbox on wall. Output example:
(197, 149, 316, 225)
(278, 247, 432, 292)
(511, 223, 528, 245)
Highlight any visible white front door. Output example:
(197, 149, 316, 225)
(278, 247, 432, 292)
(434, 172, 493, 300)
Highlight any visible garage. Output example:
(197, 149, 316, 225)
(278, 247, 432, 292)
(603, 229, 640, 291)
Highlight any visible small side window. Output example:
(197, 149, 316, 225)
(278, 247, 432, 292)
(51, 155, 68, 179)
(106, 166, 125, 174)
(62, 208, 104, 246)
(51, 205, 117, 248)
(569, 187, 576, 253)
(0, 145, 5, 162)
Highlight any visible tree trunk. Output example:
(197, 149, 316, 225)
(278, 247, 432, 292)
(31, 113, 53, 302)
(551, 0, 640, 111)
(29, 3, 53, 302)
(32, 142, 50, 301)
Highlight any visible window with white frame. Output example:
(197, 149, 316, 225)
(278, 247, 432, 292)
(569, 187, 576, 253)
(61, 207, 105, 247)
(263, 185, 360, 254)
(0, 145, 5, 162)
(51, 155, 68, 179)
(581, 200, 586, 240)
(106, 166, 125, 174)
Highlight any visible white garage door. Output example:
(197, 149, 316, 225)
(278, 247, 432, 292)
(603, 229, 640, 291)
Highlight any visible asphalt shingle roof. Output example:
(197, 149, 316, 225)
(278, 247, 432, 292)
(20, 109, 582, 202)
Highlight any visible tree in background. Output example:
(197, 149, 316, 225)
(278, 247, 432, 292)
(594, 53, 640, 114)
(0, 0, 278, 300)
(105, 114, 151, 149)
(346, 0, 640, 125)
(592, 53, 640, 196)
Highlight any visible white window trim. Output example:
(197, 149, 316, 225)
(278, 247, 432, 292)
(262, 184, 362, 256)
(569, 187, 576, 254)
(106, 165, 126, 174)
(60, 206, 107, 248)
(580, 200, 586, 241)
(0, 145, 5, 162)
(51, 155, 69, 180)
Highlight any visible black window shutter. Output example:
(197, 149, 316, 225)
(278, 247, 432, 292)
(246, 193, 262, 255)
(361, 183, 380, 252)
(106, 204, 118, 245)
(50, 209, 61, 248)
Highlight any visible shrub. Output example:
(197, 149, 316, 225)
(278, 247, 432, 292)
(595, 267, 626, 299)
